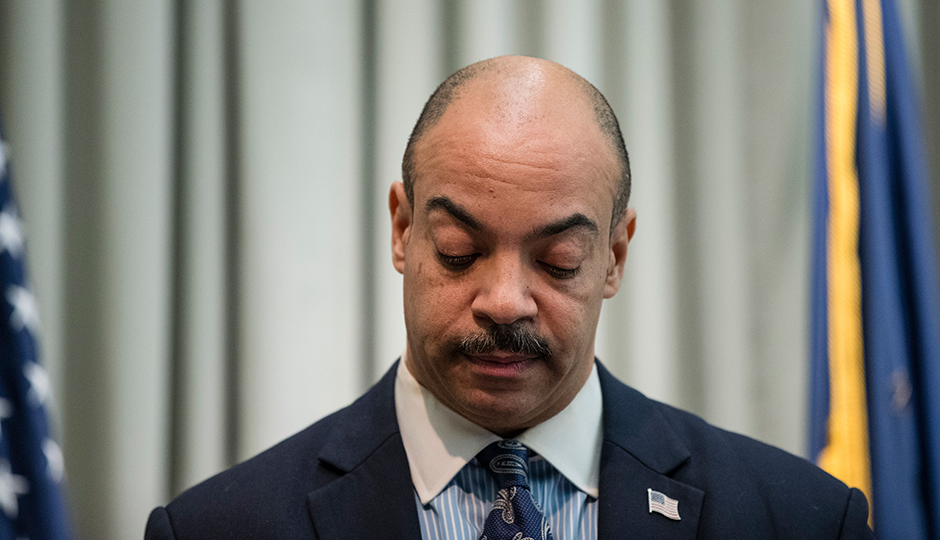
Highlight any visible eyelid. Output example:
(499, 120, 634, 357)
(540, 262, 581, 279)
(437, 251, 478, 270)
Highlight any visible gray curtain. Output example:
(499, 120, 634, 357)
(0, 1, 936, 538)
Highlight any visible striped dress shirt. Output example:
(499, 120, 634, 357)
(394, 360, 603, 540)
(415, 453, 598, 540)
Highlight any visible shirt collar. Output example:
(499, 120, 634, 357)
(395, 359, 603, 504)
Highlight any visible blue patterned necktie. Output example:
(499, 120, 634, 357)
(477, 440, 555, 540)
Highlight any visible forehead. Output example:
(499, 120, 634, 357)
(411, 77, 619, 226)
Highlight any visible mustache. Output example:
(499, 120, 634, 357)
(455, 323, 553, 360)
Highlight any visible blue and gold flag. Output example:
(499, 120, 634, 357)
(0, 112, 72, 538)
(810, 0, 940, 538)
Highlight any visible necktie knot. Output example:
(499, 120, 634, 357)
(476, 440, 554, 540)
(477, 440, 530, 490)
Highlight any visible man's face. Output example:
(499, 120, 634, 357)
(390, 73, 634, 436)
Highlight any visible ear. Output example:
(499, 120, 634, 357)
(603, 208, 636, 299)
(389, 182, 412, 274)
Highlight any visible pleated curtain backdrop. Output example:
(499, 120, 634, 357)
(0, 1, 937, 538)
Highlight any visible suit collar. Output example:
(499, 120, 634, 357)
(314, 362, 402, 472)
(597, 361, 691, 475)
(596, 361, 704, 539)
(307, 360, 422, 540)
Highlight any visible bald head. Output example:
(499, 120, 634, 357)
(401, 56, 631, 228)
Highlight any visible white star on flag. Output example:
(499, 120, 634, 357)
(0, 458, 29, 519)
(42, 439, 65, 484)
(24, 361, 50, 407)
(0, 398, 12, 439)
(0, 204, 24, 258)
(6, 285, 40, 335)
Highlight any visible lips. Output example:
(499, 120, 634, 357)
(465, 351, 537, 377)
(473, 351, 536, 363)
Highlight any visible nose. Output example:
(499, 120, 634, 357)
(470, 254, 538, 325)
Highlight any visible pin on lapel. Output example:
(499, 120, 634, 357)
(648, 488, 681, 520)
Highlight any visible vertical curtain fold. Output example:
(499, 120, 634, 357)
(606, 0, 682, 408)
(59, 2, 175, 538)
(172, 0, 230, 495)
(235, 0, 363, 461)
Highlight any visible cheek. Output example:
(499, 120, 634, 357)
(539, 270, 606, 349)
(541, 294, 591, 338)
(404, 255, 472, 334)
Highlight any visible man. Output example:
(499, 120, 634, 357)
(145, 56, 873, 539)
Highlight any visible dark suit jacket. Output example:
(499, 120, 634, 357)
(146, 362, 873, 539)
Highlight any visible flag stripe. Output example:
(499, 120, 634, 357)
(818, 0, 873, 505)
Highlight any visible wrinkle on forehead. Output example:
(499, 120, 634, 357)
(416, 131, 616, 198)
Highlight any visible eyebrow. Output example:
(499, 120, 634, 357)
(529, 213, 599, 239)
(425, 195, 599, 239)
(426, 196, 483, 231)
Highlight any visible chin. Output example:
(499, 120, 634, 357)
(455, 392, 542, 434)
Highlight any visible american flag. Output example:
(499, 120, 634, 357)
(0, 115, 72, 539)
(648, 488, 680, 521)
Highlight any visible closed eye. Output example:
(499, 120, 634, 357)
(540, 262, 581, 279)
(437, 252, 478, 270)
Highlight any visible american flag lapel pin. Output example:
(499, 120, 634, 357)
(648, 488, 681, 520)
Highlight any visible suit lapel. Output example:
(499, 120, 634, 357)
(598, 441, 704, 539)
(306, 362, 422, 540)
(306, 434, 420, 540)
(597, 362, 704, 540)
